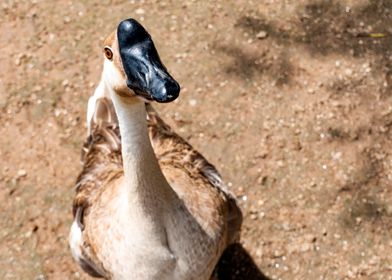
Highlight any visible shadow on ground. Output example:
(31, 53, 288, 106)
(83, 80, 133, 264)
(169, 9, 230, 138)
(338, 148, 392, 232)
(236, 0, 392, 57)
(215, 244, 270, 280)
(220, 0, 392, 91)
(214, 43, 294, 86)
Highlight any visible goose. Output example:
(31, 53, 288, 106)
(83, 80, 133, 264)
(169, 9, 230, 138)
(69, 18, 242, 280)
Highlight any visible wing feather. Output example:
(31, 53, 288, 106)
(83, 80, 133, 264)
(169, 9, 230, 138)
(145, 103, 242, 244)
(71, 98, 122, 278)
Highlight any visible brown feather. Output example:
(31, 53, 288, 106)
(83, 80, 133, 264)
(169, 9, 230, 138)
(73, 98, 122, 278)
(145, 103, 242, 244)
(72, 98, 242, 278)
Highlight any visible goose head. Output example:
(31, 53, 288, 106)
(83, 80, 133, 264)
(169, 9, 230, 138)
(102, 18, 180, 103)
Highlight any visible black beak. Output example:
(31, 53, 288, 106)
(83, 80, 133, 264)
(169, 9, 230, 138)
(117, 18, 180, 103)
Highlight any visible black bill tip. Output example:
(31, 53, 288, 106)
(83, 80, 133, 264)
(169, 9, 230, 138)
(151, 78, 180, 103)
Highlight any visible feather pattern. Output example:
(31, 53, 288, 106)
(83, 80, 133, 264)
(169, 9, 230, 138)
(70, 98, 242, 279)
(145, 104, 242, 245)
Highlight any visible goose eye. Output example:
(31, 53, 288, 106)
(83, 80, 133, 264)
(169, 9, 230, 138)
(104, 47, 113, 60)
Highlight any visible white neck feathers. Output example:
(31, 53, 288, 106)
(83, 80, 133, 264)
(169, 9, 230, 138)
(108, 87, 174, 214)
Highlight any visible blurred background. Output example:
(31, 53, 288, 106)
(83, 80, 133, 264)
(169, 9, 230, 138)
(1, 0, 392, 279)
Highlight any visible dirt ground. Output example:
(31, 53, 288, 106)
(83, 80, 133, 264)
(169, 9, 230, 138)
(1, 0, 392, 279)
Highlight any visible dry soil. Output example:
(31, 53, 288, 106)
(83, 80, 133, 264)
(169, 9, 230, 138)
(1, 0, 392, 279)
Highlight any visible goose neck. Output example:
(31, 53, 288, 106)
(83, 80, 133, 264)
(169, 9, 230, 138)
(110, 92, 172, 205)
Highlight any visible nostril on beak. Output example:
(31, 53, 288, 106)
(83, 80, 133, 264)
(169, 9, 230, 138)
(152, 78, 180, 103)
(164, 79, 180, 99)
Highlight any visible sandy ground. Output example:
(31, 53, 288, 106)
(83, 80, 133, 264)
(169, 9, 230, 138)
(1, 0, 392, 279)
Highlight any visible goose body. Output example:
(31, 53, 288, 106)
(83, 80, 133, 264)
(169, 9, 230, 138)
(69, 18, 242, 280)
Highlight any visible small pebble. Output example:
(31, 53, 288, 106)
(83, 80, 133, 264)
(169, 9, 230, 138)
(62, 79, 69, 88)
(256, 31, 268, 39)
(189, 99, 197, 107)
(135, 8, 145, 15)
(17, 169, 27, 178)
